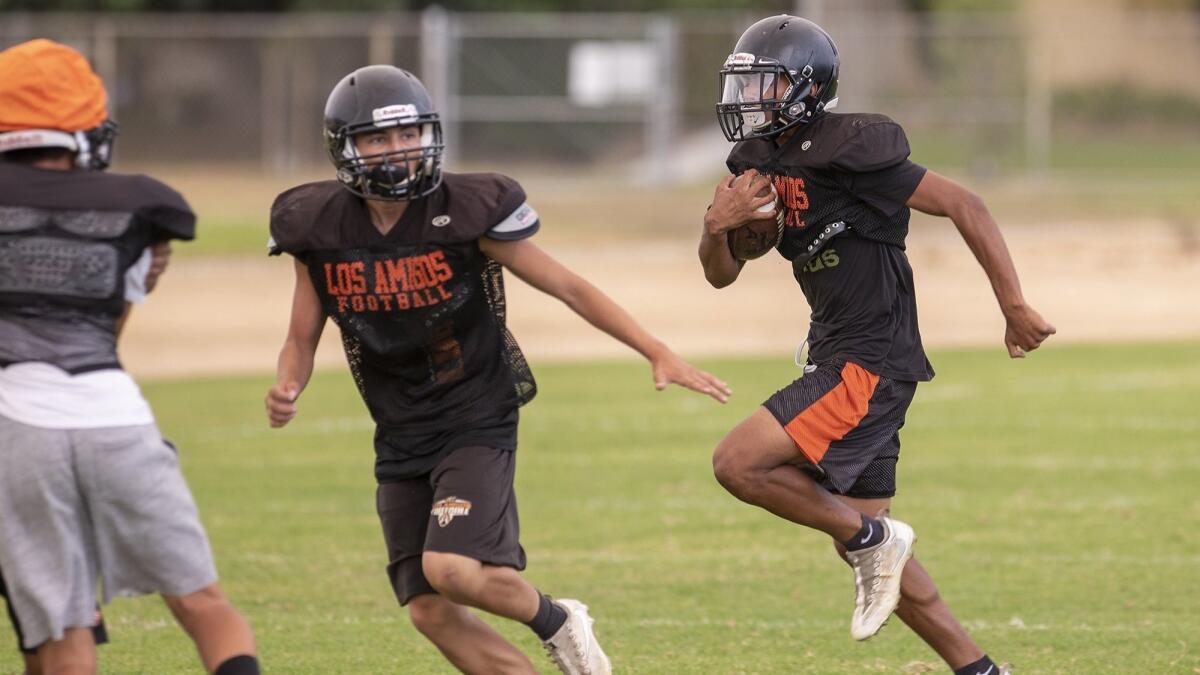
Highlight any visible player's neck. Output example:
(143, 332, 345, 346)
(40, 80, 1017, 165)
(364, 199, 409, 235)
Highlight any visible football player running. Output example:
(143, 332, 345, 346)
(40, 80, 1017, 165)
(700, 16, 1054, 675)
(0, 40, 260, 675)
(265, 65, 730, 675)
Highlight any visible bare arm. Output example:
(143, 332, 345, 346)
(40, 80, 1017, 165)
(907, 170, 1056, 358)
(698, 169, 775, 288)
(479, 237, 731, 403)
(115, 241, 173, 339)
(265, 259, 327, 427)
(144, 241, 172, 293)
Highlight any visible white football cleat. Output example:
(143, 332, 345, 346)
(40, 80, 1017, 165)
(542, 598, 612, 675)
(845, 516, 916, 641)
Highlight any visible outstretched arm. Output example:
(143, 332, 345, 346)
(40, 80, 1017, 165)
(698, 169, 775, 288)
(266, 259, 327, 427)
(480, 237, 732, 403)
(907, 170, 1056, 357)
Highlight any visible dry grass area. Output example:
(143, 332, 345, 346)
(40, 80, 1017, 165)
(119, 213, 1200, 380)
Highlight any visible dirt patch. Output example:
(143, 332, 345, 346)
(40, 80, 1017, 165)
(119, 219, 1200, 380)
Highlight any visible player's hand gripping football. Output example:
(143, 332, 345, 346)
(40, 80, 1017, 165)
(265, 382, 301, 427)
(1002, 303, 1056, 358)
(705, 169, 777, 236)
(650, 349, 732, 404)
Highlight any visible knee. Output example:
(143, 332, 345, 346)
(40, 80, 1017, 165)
(421, 555, 479, 603)
(407, 594, 465, 638)
(164, 583, 228, 619)
(712, 442, 757, 498)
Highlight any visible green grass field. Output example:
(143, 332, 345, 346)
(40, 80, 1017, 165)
(3, 342, 1198, 673)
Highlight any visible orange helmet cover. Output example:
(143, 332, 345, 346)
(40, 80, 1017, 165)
(0, 38, 109, 133)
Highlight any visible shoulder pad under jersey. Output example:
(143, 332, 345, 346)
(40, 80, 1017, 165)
(268, 180, 352, 256)
(825, 113, 912, 172)
(0, 164, 195, 241)
(737, 113, 912, 174)
(121, 174, 196, 241)
(439, 172, 539, 241)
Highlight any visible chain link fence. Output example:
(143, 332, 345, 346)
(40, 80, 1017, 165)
(2, 6, 1197, 181)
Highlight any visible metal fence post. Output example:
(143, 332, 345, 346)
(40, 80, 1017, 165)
(1024, 12, 1051, 180)
(91, 18, 118, 109)
(261, 39, 289, 173)
(368, 18, 395, 66)
(644, 14, 679, 184)
(422, 6, 458, 169)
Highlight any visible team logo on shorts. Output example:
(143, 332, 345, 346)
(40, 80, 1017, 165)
(432, 215, 452, 227)
(431, 496, 472, 527)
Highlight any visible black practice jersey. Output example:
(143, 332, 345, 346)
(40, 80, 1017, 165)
(0, 162, 194, 373)
(269, 172, 540, 443)
(727, 113, 934, 381)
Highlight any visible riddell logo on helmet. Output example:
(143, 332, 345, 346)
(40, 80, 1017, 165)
(724, 52, 756, 69)
(372, 104, 419, 124)
(0, 131, 61, 151)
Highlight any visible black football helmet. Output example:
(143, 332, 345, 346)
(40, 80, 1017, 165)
(716, 15, 840, 142)
(323, 65, 444, 201)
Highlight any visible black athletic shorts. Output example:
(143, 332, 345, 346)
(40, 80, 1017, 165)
(0, 568, 108, 654)
(764, 360, 917, 498)
(376, 444, 526, 606)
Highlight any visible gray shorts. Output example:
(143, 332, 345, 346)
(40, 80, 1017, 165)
(0, 413, 217, 650)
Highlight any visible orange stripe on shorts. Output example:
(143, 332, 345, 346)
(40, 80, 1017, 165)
(783, 362, 880, 464)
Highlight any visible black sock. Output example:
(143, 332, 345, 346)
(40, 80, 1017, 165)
(214, 654, 260, 675)
(525, 592, 568, 641)
(954, 655, 999, 675)
(842, 514, 885, 551)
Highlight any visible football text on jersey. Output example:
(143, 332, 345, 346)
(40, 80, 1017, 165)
(772, 175, 811, 229)
(322, 250, 454, 314)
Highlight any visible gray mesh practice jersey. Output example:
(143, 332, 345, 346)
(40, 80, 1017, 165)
(269, 173, 539, 442)
(0, 162, 195, 374)
(726, 113, 934, 382)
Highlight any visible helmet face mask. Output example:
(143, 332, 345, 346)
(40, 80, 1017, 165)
(331, 121, 443, 201)
(716, 16, 840, 142)
(718, 59, 799, 141)
(324, 67, 445, 201)
(75, 119, 119, 171)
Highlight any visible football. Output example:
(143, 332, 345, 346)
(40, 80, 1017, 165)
(727, 176, 782, 261)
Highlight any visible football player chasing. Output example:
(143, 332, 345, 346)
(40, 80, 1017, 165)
(0, 40, 260, 675)
(265, 65, 730, 675)
(699, 16, 1055, 675)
